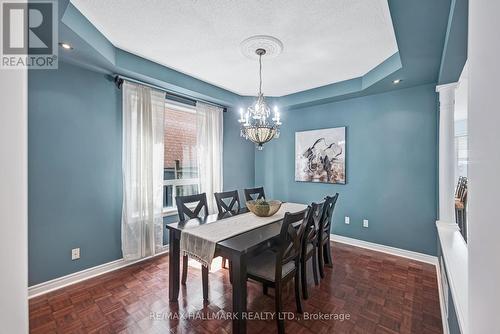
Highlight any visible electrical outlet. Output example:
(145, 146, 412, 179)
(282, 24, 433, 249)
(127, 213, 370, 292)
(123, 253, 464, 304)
(363, 219, 369, 228)
(71, 248, 80, 260)
(345, 216, 350, 224)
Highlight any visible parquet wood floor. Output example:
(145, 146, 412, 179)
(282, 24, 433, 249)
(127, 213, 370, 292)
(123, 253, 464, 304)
(29, 242, 442, 334)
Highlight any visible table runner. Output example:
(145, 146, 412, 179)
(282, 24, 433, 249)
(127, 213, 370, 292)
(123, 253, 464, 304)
(180, 202, 307, 268)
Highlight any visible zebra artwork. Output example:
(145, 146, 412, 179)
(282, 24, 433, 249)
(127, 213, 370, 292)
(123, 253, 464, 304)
(295, 127, 346, 184)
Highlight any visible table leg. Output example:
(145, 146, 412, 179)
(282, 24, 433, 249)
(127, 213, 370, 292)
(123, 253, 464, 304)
(169, 231, 180, 302)
(231, 253, 247, 334)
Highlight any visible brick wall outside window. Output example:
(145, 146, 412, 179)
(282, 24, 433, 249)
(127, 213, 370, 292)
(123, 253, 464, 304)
(163, 104, 199, 207)
(164, 106, 197, 169)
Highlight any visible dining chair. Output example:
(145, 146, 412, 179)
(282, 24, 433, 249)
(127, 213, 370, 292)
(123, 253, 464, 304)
(456, 185, 468, 241)
(176, 193, 209, 221)
(214, 190, 241, 214)
(454, 176, 462, 198)
(318, 193, 339, 278)
(213, 190, 240, 274)
(244, 186, 265, 202)
(175, 193, 210, 301)
(301, 201, 324, 299)
(455, 176, 467, 199)
(246, 208, 309, 334)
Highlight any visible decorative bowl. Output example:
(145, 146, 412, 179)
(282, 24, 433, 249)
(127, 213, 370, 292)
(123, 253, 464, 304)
(246, 200, 282, 217)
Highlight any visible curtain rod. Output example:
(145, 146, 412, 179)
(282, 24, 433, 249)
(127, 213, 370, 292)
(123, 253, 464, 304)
(113, 75, 227, 112)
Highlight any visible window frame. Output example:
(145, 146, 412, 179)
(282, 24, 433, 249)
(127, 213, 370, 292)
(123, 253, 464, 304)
(162, 101, 199, 216)
(162, 178, 200, 216)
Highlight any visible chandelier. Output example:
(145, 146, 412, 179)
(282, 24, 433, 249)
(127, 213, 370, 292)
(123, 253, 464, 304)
(238, 48, 282, 150)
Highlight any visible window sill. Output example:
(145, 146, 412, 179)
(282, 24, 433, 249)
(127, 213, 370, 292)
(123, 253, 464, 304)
(163, 207, 178, 217)
(162, 202, 197, 218)
(436, 220, 468, 334)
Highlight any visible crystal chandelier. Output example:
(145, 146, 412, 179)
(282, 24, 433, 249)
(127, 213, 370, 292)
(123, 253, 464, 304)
(238, 48, 282, 150)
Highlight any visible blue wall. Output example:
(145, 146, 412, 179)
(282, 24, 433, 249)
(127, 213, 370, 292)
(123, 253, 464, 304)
(29, 62, 123, 285)
(438, 0, 468, 84)
(28, 62, 254, 285)
(223, 105, 256, 192)
(28, 62, 438, 286)
(255, 84, 438, 255)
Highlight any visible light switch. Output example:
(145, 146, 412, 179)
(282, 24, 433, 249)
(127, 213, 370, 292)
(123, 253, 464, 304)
(71, 248, 80, 260)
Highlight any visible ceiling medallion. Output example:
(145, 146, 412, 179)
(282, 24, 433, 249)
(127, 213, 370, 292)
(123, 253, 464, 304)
(238, 36, 283, 150)
(240, 35, 283, 60)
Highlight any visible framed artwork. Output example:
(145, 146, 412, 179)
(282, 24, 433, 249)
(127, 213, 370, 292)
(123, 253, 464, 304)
(295, 127, 346, 184)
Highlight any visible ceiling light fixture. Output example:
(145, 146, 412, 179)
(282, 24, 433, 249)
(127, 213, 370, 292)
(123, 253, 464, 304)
(59, 43, 73, 50)
(393, 79, 402, 84)
(238, 48, 282, 150)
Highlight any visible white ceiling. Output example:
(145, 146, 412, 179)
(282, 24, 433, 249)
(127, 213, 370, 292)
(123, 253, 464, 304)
(71, 0, 398, 96)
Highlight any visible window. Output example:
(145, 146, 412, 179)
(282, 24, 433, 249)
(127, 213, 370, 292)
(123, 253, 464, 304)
(163, 101, 199, 212)
(455, 134, 468, 178)
(453, 66, 468, 241)
(455, 119, 468, 179)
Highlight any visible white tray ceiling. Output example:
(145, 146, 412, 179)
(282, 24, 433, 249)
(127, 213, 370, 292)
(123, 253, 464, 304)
(71, 0, 398, 96)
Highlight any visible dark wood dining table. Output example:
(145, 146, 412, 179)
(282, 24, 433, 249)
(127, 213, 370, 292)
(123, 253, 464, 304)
(166, 207, 300, 334)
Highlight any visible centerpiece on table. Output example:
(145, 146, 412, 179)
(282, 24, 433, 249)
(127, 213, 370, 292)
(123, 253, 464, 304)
(246, 198, 282, 217)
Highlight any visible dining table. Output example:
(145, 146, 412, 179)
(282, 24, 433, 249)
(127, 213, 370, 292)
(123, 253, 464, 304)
(165, 203, 307, 334)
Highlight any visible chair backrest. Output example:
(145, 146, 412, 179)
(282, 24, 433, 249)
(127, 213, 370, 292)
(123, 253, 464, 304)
(275, 208, 309, 280)
(244, 186, 265, 202)
(303, 201, 325, 252)
(319, 193, 339, 238)
(460, 188, 468, 204)
(214, 190, 241, 214)
(455, 177, 463, 197)
(175, 193, 209, 221)
(456, 177, 468, 198)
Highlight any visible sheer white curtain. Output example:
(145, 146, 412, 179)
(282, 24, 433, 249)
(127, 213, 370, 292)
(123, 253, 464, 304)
(122, 81, 165, 260)
(196, 102, 223, 213)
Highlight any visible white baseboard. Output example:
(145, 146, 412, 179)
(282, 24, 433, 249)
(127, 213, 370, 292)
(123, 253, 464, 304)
(330, 234, 438, 265)
(28, 245, 169, 299)
(30, 238, 440, 302)
(30, 236, 446, 331)
(331, 234, 445, 333)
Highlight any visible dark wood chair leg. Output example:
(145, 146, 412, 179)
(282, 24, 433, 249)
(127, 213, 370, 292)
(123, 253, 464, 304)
(181, 255, 188, 285)
(202, 266, 209, 302)
(301, 256, 308, 299)
(312, 248, 319, 286)
(324, 241, 333, 267)
(263, 283, 268, 296)
(229, 260, 233, 284)
(294, 269, 303, 314)
(318, 242, 325, 278)
(275, 283, 285, 334)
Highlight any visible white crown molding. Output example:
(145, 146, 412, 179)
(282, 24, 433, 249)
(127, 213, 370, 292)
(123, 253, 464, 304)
(436, 82, 459, 93)
(330, 234, 438, 265)
(28, 246, 169, 299)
